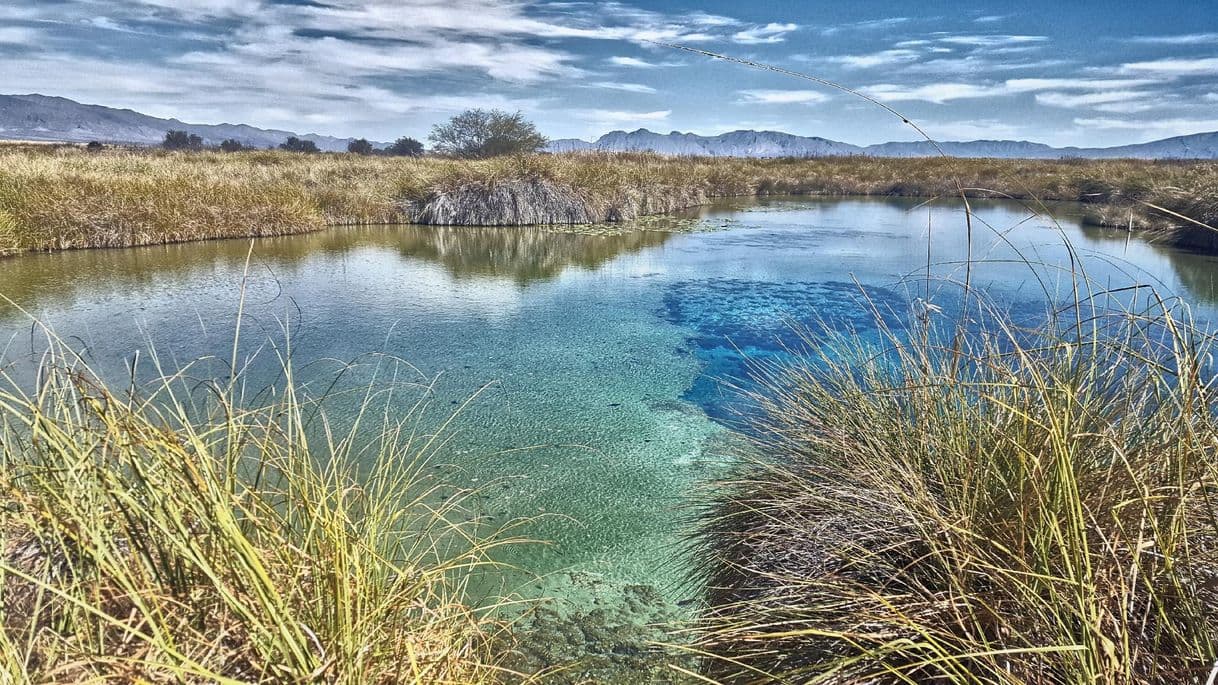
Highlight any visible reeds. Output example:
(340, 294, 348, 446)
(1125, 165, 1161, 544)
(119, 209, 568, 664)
(0, 144, 1214, 255)
(693, 289, 1218, 683)
(0, 330, 516, 683)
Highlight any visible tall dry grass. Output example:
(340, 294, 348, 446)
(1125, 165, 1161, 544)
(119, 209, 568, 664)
(1, 144, 1215, 255)
(0, 322, 522, 683)
(692, 287, 1218, 683)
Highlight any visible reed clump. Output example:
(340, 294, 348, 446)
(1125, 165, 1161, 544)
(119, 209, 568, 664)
(0, 344, 514, 683)
(695, 298, 1218, 683)
(1, 144, 1215, 255)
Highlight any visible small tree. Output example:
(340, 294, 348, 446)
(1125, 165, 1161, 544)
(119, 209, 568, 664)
(219, 139, 247, 152)
(279, 136, 320, 153)
(347, 138, 374, 155)
(85, 141, 104, 152)
(163, 130, 203, 151)
(429, 109, 546, 159)
(384, 136, 424, 157)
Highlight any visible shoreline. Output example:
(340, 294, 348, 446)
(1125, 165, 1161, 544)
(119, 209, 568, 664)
(1, 148, 1214, 257)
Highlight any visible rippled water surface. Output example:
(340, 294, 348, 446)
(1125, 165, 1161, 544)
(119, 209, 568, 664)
(3, 197, 1216, 673)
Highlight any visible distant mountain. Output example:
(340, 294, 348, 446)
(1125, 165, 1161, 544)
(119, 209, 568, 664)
(5, 93, 1215, 160)
(548, 128, 1218, 160)
(0, 94, 384, 152)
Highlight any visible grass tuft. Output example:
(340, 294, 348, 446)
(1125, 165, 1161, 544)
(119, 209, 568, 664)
(695, 295, 1218, 683)
(0, 338, 516, 683)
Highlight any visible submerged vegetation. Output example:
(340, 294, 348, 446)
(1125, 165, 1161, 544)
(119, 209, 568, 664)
(0, 340, 515, 683)
(695, 291, 1218, 683)
(0, 143, 1215, 256)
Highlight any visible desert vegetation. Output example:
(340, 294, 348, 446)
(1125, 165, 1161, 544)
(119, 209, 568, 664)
(0, 144, 1215, 256)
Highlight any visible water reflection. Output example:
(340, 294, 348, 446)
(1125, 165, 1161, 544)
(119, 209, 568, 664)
(1075, 224, 1218, 305)
(395, 225, 673, 284)
(0, 224, 676, 318)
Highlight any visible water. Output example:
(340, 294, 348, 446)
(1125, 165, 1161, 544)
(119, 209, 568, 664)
(2, 196, 1216, 676)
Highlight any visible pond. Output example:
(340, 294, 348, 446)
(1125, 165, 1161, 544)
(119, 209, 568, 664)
(2, 196, 1216, 676)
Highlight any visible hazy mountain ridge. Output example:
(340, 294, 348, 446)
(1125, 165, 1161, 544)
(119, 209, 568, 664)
(549, 128, 1218, 160)
(3, 94, 1215, 159)
(0, 94, 382, 152)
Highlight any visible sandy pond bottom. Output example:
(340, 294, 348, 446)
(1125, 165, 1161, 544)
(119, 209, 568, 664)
(3, 197, 1217, 681)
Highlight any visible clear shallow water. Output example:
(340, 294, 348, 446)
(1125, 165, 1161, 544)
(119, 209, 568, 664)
(2, 197, 1217, 673)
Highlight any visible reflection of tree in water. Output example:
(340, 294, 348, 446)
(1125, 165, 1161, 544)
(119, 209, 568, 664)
(395, 225, 673, 284)
(1077, 224, 1218, 306)
(0, 225, 677, 318)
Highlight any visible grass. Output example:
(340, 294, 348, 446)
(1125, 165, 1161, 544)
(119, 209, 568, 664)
(692, 285, 1218, 683)
(0, 323, 523, 683)
(3, 141, 1218, 684)
(1, 144, 1216, 255)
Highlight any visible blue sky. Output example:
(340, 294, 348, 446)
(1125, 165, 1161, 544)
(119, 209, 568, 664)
(2, 1, 1216, 146)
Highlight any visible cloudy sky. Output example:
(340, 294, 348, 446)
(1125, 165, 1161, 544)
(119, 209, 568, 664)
(2, 0, 1216, 146)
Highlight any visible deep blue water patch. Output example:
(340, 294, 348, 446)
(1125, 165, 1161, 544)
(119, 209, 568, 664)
(662, 279, 911, 426)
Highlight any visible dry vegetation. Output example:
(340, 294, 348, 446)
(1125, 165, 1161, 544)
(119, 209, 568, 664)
(0, 337, 521, 683)
(694, 291, 1218, 683)
(0, 144, 1215, 256)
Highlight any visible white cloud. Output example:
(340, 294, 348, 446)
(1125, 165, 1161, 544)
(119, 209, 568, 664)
(585, 81, 657, 93)
(1074, 116, 1218, 138)
(0, 26, 39, 45)
(1120, 57, 1218, 76)
(607, 56, 679, 69)
(1129, 33, 1218, 45)
(861, 82, 995, 104)
(1004, 78, 1159, 91)
(1034, 90, 1156, 109)
(935, 34, 1047, 47)
(1206, 93, 1218, 102)
(822, 17, 910, 35)
(737, 89, 828, 105)
(732, 22, 798, 44)
(863, 77, 1165, 104)
(829, 49, 921, 69)
(575, 109, 671, 129)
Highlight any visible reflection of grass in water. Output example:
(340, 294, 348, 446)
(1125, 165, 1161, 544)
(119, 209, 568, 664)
(0, 330, 529, 682)
(395, 225, 675, 284)
(0, 222, 682, 316)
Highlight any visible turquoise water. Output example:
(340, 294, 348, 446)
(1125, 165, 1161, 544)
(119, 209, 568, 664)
(2, 196, 1217, 675)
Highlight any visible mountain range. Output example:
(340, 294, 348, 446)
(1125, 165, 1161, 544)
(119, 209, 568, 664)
(0, 94, 383, 152)
(2, 93, 1216, 159)
(548, 128, 1218, 160)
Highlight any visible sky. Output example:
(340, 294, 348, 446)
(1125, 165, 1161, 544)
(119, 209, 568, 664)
(1, 0, 1217, 147)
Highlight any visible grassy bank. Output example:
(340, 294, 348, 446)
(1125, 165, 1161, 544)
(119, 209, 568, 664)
(0, 144, 1215, 255)
(0, 341, 517, 683)
(695, 294, 1218, 682)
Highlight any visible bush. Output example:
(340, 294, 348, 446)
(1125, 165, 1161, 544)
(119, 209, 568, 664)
(385, 136, 424, 157)
(162, 130, 204, 151)
(279, 136, 320, 154)
(85, 141, 104, 152)
(429, 109, 546, 159)
(219, 139, 248, 152)
(697, 299, 1218, 683)
(347, 138, 374, 155)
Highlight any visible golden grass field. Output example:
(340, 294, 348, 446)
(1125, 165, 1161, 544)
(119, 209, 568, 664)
(0, 143, 1214, 255)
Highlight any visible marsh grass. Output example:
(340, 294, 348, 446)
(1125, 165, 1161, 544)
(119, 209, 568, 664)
(690, 286, 1218, 683)
(0, 322, 525, 683)
(1, 144, 1215, 255)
